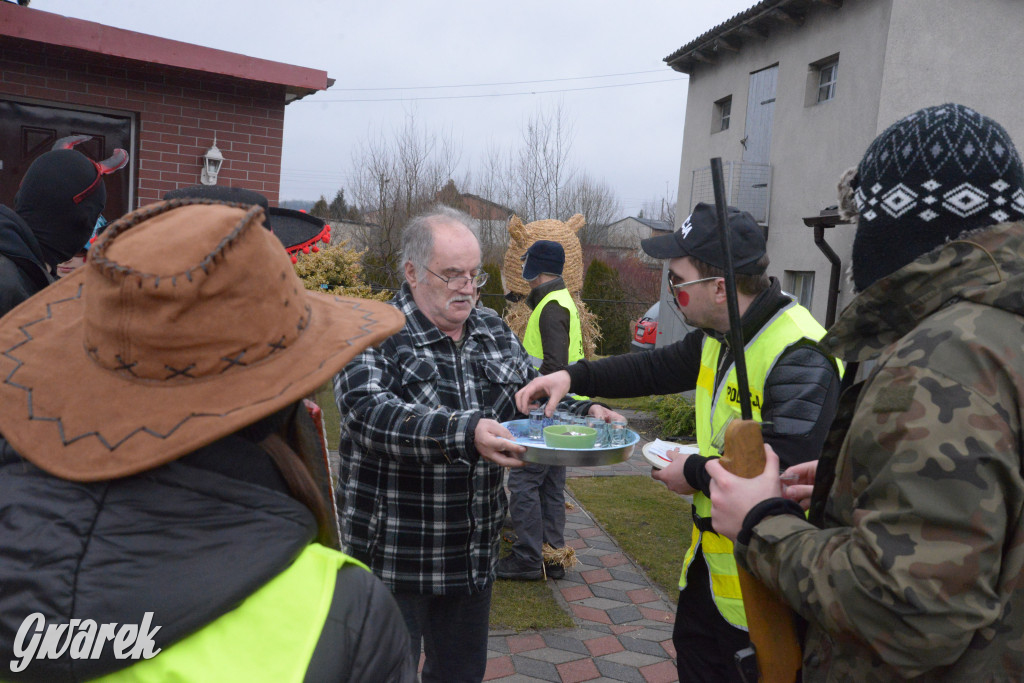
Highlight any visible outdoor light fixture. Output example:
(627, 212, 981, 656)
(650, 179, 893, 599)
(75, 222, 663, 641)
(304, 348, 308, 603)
(200, 137, 225, 185)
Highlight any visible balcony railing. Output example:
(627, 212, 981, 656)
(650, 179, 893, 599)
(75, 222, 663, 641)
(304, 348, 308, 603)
(689, 161, 772, 225)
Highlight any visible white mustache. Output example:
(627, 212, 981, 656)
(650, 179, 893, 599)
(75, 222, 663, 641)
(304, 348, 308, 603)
(447, 296, 474, 309)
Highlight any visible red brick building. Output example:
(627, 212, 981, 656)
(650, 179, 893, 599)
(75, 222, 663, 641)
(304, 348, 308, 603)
(0, 4, 330, 219)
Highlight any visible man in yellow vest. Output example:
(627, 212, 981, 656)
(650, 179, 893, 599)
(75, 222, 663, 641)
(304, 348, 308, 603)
(515, 204, 841, 683)
(498, 240, 583, 581)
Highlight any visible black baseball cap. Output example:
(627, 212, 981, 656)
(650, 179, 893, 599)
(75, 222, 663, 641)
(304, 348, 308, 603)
(640, 203, 766, 274)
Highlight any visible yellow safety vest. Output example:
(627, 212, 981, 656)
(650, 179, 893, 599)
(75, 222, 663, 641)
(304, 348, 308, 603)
(681, 301, 836, 629)
(523, 288, 588, 400)
(94, 544, 366, 682)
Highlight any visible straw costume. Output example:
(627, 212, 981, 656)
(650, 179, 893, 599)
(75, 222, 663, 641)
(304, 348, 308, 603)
(501, 213, 599, 358)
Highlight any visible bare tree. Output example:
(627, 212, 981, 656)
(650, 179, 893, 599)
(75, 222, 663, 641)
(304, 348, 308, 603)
(639, 193, 677, 226)
(348, 116, 462, 287)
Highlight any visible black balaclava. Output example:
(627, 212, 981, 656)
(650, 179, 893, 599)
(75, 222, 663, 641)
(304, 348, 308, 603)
(14, 149, 108, 267)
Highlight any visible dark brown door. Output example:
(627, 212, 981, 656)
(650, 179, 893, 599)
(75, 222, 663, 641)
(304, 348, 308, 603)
(0, 99, 133, 221)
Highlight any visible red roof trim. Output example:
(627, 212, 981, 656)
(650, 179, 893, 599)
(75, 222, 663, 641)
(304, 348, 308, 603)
(0, 4, 329, 92)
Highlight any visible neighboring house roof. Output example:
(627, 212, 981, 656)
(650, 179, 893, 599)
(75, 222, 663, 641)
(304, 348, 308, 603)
(459, 193, 514, 221)
(606, 216, 673, 233)
(631, 217, 673, 233)
(0, 4, 331, 101)
(664, 0, 832, 74)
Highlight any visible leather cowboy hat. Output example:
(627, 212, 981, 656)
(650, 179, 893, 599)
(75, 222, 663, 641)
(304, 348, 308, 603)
(0, 198, 404, 482)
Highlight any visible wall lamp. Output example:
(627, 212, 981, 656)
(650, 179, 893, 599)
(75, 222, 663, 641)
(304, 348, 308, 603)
(200, 137, 225, 185)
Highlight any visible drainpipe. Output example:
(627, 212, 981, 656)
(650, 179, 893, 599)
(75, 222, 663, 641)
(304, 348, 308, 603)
(802, 208, 851, 328)
(813, 225, 841, 327)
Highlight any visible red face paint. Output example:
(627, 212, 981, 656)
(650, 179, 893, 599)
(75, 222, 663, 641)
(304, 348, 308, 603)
(676, 290, 689, 307)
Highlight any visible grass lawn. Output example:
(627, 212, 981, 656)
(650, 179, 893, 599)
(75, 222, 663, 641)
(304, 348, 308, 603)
(594, 394, 663, 414)
(567, 475, 692, 597)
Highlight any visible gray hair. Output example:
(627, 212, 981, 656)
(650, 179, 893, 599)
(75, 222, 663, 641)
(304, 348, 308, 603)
(400, 205, 481, 277)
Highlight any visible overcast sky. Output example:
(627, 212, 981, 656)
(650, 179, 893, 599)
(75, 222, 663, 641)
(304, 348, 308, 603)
(36, 0, 754, 216)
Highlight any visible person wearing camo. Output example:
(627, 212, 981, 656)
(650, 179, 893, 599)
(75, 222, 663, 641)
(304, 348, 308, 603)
(707, 103, 1024, 681)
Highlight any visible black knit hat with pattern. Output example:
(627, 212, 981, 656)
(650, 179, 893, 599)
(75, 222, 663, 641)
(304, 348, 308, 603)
(850, 103, 1024, 291)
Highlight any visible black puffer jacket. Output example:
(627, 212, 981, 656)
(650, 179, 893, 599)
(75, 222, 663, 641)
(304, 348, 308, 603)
(0, 206, 51, 318)
(0, 435, 415, 682)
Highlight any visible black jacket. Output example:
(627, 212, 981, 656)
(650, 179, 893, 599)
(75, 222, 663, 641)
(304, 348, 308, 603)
(567, 278, 840, 491)
(0, 435, 415, 682)
(0, 206, 51, 318)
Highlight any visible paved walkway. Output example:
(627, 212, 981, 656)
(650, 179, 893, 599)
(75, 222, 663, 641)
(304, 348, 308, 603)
(484, 414, 688, 683)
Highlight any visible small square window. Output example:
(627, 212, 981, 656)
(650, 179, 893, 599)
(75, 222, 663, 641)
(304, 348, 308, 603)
(713, 96, 732, 133)
(817, 61, 838, 103)
(785, 271, 815, 309)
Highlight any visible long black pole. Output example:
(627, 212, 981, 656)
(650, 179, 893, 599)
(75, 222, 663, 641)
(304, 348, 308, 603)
(709, 157, 752, 421)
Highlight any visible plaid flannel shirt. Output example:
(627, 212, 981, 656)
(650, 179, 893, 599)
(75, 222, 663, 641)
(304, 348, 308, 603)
(334, 284, 579, 594)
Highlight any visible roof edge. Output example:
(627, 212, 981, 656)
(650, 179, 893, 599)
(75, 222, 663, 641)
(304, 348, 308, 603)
(0, 4, 330, 93)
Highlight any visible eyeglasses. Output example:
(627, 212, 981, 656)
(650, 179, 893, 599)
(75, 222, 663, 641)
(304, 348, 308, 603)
(667, 272, 719, 290)
(426, 267, 489, 290)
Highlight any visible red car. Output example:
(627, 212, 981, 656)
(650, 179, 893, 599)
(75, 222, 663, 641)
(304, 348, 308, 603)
(631, 302, 659, 352)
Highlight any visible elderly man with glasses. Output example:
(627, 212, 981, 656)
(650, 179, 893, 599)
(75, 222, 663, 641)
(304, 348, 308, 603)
(334, 205, 618, 682)
(515, 202, 841, 683)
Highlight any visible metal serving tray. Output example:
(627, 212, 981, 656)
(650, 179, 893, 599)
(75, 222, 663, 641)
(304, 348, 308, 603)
(500, 419, 639, 467)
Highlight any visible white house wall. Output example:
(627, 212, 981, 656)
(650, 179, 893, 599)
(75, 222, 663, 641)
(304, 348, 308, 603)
(674, 0, 893, 331)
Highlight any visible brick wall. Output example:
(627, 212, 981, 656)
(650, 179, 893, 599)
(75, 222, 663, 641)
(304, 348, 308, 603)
(0, 40, 286, 206)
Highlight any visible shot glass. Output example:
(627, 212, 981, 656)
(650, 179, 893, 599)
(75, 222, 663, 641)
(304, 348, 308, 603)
(609, 419, 629, 445)
(529, 408, 545, 440)
(585, 417, 607, 446)
(554, 410, 571, 426)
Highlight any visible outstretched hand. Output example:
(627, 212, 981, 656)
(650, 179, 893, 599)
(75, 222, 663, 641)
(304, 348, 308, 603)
(515, 370, 571, 416)
(706, 444, 783, 540)
(474, 418, 527, 468)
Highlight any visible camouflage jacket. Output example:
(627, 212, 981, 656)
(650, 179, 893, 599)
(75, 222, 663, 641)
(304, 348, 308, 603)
(735, 221, 1024, 681)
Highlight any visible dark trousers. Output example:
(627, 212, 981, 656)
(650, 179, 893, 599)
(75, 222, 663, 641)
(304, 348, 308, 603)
(507, 462, 566, 565)
(673, 551, 750, 683)
(392, 586, 492, 683)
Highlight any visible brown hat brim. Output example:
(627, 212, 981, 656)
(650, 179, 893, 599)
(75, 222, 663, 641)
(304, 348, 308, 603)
(0, 270, 403, 482)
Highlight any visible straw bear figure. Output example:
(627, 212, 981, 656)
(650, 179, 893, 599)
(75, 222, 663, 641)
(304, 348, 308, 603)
(500, 213, 599, 359)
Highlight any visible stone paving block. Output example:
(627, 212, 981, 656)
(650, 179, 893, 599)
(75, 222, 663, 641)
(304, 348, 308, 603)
(519, 646, 587, 665)
(594, 657, 647, 683)
(619, 635, 670, 657)
(625, 628, 676, 642)
(561, 584, 594, 602)
(592, 579, 649, 592)
(482, 655, 514, 681)
(589, 584, 629, 602)
(639, 659, 678, 683)
(574, 553, 606, 567)
(579, 596, 629, 611)
(557, 657, 602, 683)
(599, 553, 630, 568)
(608, 568, 651, 585)
(541, 632, 591, 655)
(507, 632, 546, 653)
(510, 654, 561, 682)
(639, 606, 675, 623)
(568, 537, 588, 550)
(601, 649, 666, 668)
(584, 634, 625, 657)
(607, 604, 643, 625)
(580, 568, 613, 584)
(487, 634, 511, 653)
(660, 638, 675, 659)
(562, 626, 614, 641)
(585, 538, 622, 551)
(570, 603, 613, 625)
(626, 588, 659, 604)
(609, 624, 644, 635)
